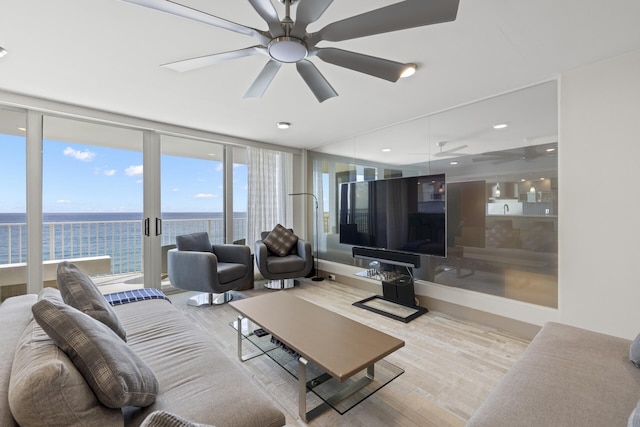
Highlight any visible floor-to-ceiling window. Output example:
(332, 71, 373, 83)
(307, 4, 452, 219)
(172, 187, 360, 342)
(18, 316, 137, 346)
(0, 93, 299, 297)
(43, 116, 145, 285)
(0, 107, 27, 301)
(232, 146, 248, 245)
(160, 135, 226, 245)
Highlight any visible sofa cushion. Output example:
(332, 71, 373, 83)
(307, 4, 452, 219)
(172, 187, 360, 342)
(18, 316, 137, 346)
(467, 322, 640, 427)
(631, 332, 640, 368)
(176, 232, 212, 252)
(141, 410, 213, 427)
(115, 299, 286, 427)
(216, 262, 247, 284)
(263, 224, 298, 257)
(8, 316, 122, 427)
(0, 294, 39, 427)
(57, 260, 127, 341)
(32, 298, 159, 408)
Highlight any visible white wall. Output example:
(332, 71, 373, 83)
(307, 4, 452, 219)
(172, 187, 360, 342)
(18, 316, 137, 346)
(559, 48, 640, 339)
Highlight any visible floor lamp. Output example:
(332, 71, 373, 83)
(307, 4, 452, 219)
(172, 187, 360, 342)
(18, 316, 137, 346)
(289, 192, 324, 282)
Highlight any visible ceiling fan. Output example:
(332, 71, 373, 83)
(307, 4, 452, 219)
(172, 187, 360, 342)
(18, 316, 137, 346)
(433, 140, 468, 157)
(121, 0, 460, 102)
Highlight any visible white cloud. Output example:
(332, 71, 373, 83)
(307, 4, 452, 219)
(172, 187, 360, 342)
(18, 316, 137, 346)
(193, 193, 218, 199)
(103, 169, 116, 176)
(56, 199, 71, 204)
(63, 146, 95, 162)
(125, 165, 143, 176)
(215, 164, 224, 172)
(173, 188, 180, 192)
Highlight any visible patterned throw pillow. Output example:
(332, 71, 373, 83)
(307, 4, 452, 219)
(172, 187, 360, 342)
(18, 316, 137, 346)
(263, 224, 298, 257)
(141, 410, 214, 427)
(57, 261, 127, 341)
(32, 298, 159, 408)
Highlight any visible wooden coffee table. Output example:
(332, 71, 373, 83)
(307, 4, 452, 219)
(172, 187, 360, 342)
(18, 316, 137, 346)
(230, 292, 405, 422)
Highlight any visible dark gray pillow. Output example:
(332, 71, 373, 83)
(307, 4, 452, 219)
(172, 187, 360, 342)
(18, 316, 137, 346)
(630, 333, 640, 368)
(57, 260, 127, 341)
(32, 298, 159, 409)
(263, 224, 298, 257)
(176, 232, 212, 252)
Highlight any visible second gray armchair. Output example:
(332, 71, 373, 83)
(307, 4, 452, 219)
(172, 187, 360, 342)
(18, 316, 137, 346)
(255, 226, 313, 289)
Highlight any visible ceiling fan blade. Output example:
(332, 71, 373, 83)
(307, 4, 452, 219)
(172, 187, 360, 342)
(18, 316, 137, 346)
(313, 47, 409, 82)
(121, 0, 270, 45)
(296, 60, 338, 103)
(290, 0, 334, 39)
(307, 0, 460, 46)
(434, 144, 469, 156)
(162, 46, 266, 72)
(248, 0, 284, 37)
(243, 60, 282, 98)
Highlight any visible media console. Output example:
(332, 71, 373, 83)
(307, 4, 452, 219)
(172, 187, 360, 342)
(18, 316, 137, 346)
(352, 246, 421, 268)
(351, 247, 428, 323)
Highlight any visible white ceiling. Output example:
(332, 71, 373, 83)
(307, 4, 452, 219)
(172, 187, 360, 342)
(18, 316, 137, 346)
(0, 0, 639, 156)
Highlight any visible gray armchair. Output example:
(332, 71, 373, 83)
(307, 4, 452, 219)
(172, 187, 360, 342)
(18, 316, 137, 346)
(255, 229, 313, 289)
(168, 232, 253, 306)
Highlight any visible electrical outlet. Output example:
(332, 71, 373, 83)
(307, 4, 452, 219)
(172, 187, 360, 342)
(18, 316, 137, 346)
(328, 274, 336, 281)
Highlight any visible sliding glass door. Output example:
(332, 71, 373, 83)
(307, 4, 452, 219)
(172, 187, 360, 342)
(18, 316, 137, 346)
(42, 116, 145, 289)
(0, 107, 27, 301)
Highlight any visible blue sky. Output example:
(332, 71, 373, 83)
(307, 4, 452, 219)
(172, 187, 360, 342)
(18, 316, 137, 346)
(0, 134, 248, 213)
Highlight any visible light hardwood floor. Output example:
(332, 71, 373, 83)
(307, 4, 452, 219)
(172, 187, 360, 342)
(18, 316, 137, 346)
(168, 279, 530, 427)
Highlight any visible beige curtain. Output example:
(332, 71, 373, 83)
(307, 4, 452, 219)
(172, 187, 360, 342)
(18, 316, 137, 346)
(246, 147, 293, 278)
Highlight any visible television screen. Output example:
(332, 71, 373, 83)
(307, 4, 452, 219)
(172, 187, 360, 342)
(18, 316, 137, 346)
(339, 174, 446, 257)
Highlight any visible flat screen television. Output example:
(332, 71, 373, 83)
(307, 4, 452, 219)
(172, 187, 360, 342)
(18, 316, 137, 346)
(339, 174, 446, 257)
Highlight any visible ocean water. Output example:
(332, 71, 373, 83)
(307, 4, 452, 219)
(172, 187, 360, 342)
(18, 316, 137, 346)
(0, 212, 248, 272)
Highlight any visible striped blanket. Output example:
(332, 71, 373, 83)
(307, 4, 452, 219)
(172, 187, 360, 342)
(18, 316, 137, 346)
(104, 288, 171, 306)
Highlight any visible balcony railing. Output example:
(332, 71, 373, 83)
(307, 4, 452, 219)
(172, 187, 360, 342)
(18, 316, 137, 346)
(0, 217, 248, 276)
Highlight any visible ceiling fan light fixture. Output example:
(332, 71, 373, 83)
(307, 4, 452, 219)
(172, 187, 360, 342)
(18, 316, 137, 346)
(400, 63, 417, 78)
(268, 37, 307, 63)
(276, 122, 291, 129)
(493, 123, 508, 129)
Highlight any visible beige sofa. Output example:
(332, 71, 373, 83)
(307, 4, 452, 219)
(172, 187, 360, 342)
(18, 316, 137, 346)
(467, 322, 640, 426)
(0, 290, 286, 427)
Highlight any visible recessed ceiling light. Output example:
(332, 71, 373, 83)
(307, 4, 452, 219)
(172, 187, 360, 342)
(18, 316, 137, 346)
(521, 179, 526, 182)
(0, 47, 7, 58)
(450, 161, 458, 165)
(546, 147, 556, 152)
(17, 127, 26, 131)
(276, 122, 291, 129)
(493, 123, 508, 129)
(400, 63, 417, 78)
(382, 148, 391, 152)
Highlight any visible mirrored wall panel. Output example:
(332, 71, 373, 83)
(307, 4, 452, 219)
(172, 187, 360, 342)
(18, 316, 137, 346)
(311, 80, 558, 308)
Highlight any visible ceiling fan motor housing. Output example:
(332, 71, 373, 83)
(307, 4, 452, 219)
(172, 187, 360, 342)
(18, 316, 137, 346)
(268, 37, 308, 63)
